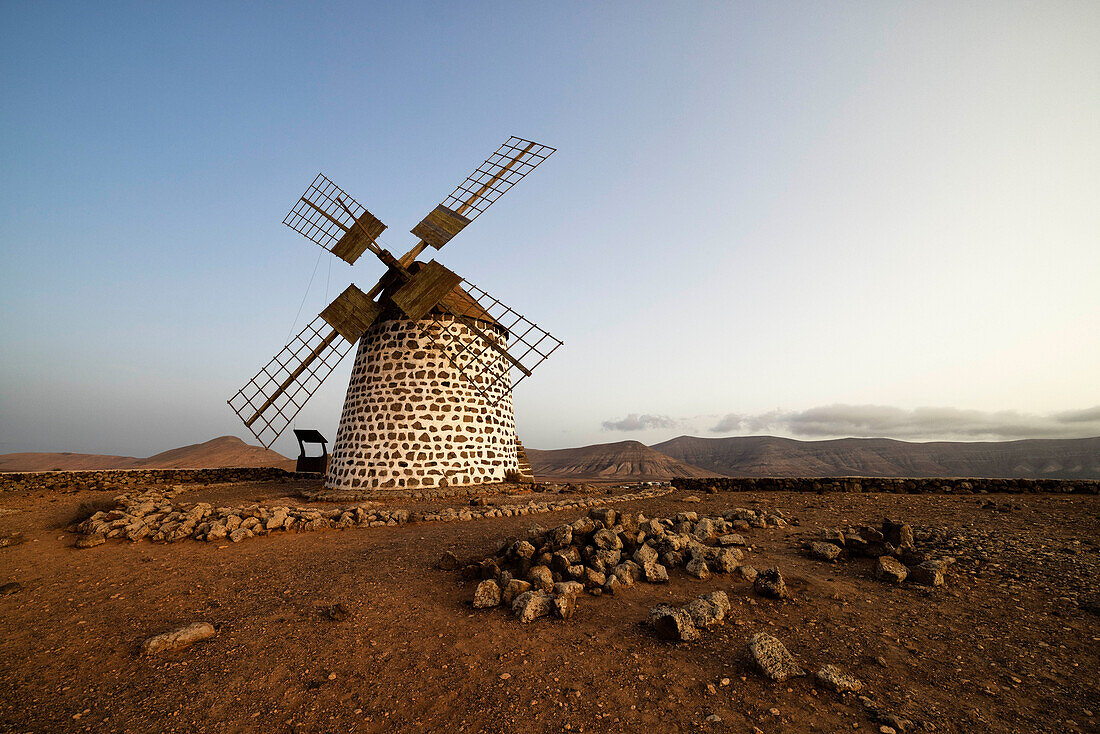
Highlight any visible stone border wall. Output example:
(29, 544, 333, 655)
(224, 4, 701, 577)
(670, 476, 1100, 494)
(0, 467, 301, 493)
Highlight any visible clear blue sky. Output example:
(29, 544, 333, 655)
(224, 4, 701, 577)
(2, 1, 1098, 458)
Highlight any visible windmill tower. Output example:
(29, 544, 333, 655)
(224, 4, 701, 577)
(229, 137, 561, 492)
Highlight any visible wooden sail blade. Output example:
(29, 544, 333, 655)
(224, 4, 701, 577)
(320, 284, 383, 342)
(400, 137, 555, 264)
(283, 173, 386, 265)
(227, 315, 355, 448)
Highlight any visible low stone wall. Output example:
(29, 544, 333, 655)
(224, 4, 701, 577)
(0, 467, 302, 493)
(670, 476, 1100, 494)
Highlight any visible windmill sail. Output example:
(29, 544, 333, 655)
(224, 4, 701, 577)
(283, 173, 387, 265)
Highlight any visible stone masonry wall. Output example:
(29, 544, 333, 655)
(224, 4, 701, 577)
(324, 315, 518, 492)
(0, 467, 295, 493)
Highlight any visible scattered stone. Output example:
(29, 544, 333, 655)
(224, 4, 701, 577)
(0, 582, 22, 595)
(650, 604, 699, 641)
(874, 556, 908, 584)
(909, 560, 945, 586)
(75, 534, 105, 549)
(682, 495, 702, 503)
(141, 622, 216, 655)
(717, 533, 747, 547)
(815, 664, 862, 692)
(753, 567, 788, 599)
(685, 591, 730, 628)
(644, 561, 669, 583)
(809, 541, 842, 561)
(502, 579, 532, 605)
(553, 593, 577, 620)
(526, 565, 554, 593)
(737, 565, 759, 583)
(821, 528, 846, 546)
(748, 632, 806, 682)
(512, 591, 555, 623)
(706, 713, 722, 723)
(685, 556, 711, 580)
(473, 579, 502, 608)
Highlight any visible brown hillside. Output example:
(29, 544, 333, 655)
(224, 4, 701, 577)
(650, 435, 1100, 479)
(527, 440, 716, 480)
(0, 436, 293, 473)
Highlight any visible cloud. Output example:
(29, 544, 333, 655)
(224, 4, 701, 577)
(710, 414, 743, 432)
(706, 404, 1100, 441)
(601, 414, 677, 432)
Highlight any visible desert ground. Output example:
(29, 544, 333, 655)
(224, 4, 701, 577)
(1, 476, 1098, 733)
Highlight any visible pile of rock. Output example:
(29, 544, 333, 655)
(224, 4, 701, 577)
(72, 487, 409, 545)
(463, 507, 761, 621)
(807, 518, 954, 587)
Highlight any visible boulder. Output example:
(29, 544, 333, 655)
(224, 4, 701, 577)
(753, 568, 788, 599)
(473, 579, 501, 608)
(685, 591, 730, 628)
(809, 541, 842, 562)
(75, 534, 106, 549)
(526, 565, 554, 592)
(737, 565, 758, 583)
(141, 622, 217, 655)
(553, 593, 577, 620)
(552, 580, 584, 597)
(512, 591, 554, 623)
(815, 664, 862, 692)
(685, 557, 711, 580)
(717, 534, 747, 547)
(710, 548, 741, 574)
(874, 556, 908, 584)
(909, 560, 945, 586)
(821, 529, 846, 546)
(650, 605, 699, 641)
(748, 633, 806, 682)
(633, 544, 658, 566)
(643, 561, 669, 583)
(592, 528, 622, 550)
(502, 579, 532, 605)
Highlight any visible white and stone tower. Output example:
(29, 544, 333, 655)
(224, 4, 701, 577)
(324, 290, 523, 491)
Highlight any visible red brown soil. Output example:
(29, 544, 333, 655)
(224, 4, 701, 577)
(0, 436, 294, 472)
(1, 480, 1097, 733)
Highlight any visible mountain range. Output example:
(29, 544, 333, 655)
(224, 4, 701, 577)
(0, 436, 294, 472)
(533, 435, 1100, 480)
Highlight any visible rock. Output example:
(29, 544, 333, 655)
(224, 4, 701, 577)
(550, 524, 573, 550)
(809, 541, 842, 562)
(692, 518, 716, 540)
(589, 508, 616, 528)
(685, 557, 711, 580)
(512, 591, 554, 623)
(643, 561, 669, 583)
(473, 579, 502, 608)
(909, 560, 945, 586)
(592, 528, 622, 550)
(603, 574, 622, 595)
(206, 523, 227, 541)
(613, 561, 641, 587)
(75, 534, 105, 548)
(821, 529, 846, 546)
(229, 528, 253, 543)
(874, 556, 908, 584)
(526, 565, 554, 593)
(650, 604, 699, 641)
(682, 495, 702, 503)
(737, 565, 758, 583)
(141, 622, 217, 655)
(717, 533, 747, 547)
(0, 582, 22, 595)
(511, 540, 535, 559)
(748, 632, 806, 682)
(582, 567, 606, 589)
(633, 544, 658, 566)
(503, 579, 532, 605)
(685, 591, 730, 628)
(711, 547, 741, 573)
(553, 593, 577, 620)
(816, 664, 863, 692)
(753, 568, 788, 599)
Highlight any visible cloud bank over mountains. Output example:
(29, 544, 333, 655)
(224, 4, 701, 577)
(601, 405, 1100, 441)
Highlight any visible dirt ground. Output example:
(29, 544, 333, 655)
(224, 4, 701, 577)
(1, 480, 1097, 733)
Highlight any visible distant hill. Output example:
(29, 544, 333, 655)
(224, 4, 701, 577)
(527, 440, 716, 480)
(0, 436, 294, 472)
(650, 435, 1100, 479)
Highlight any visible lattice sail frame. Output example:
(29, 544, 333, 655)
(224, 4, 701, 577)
(415, 279, 563, 406)
(441, 137, 556, 221)
(283, 173, 385, 263)
(228, 316, 355, 448)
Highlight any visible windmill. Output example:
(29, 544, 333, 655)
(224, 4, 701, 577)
(228, 137, 562, 491)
